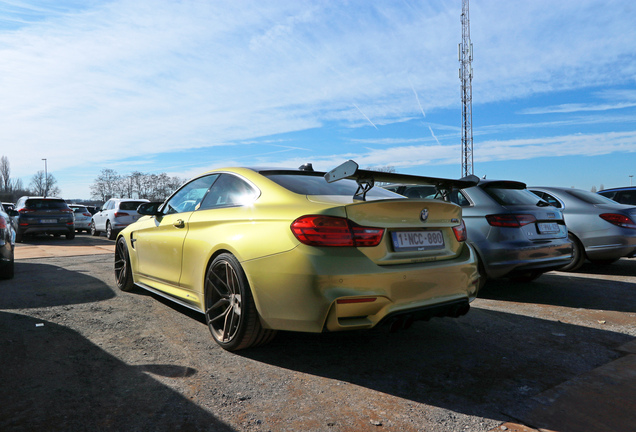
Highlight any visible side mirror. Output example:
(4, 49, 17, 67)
(137, 202, 163, 216)
(8, 209, 19, 217)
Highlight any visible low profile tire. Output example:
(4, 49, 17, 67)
(204, 253, 276, 351)
(90, 221, 100, 237)
(15, 230, 23, 243)
(114, 237, 135, 292)
(106, 222, 116, 240)
(560, 233, 586, 272)
(66, 230, 75, 240)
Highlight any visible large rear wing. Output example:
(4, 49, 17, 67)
(324, 160, 479, 201)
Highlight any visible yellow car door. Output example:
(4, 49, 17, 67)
(133, 174, 220, 297)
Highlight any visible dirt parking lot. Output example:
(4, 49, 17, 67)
(1, 235, 635, 432)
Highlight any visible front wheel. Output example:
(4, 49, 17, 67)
(204, 253, 276, 351)
(114, 237, 135, 292)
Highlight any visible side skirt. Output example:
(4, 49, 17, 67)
(135, 282, 204, 314)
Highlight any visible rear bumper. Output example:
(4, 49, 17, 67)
(18, 225, 74, 235)
(473, 239, 573, 279)
(242, 243, 479, 333)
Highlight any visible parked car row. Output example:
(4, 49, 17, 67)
(4, 161, 634, 354)
(384, 178, 636, 286)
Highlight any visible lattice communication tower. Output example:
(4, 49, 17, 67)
(459, 0, 474, 177)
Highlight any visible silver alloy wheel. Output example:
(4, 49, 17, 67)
(204, 253, 276, 351)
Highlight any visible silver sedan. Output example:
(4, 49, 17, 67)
(530, 186, 636, 271)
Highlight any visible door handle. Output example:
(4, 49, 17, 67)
(173, 219, 185, 228)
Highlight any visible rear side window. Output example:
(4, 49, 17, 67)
(25, 199, 68, 210)
(448, 190, 471, 206)
(119, 201, 146, 211)
(199, 174, 259, 209)
(531, 191, 562, 208)
(264, 173, 399, 199)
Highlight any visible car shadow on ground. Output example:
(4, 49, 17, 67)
(478, 264, 636, 313)
(0, 262, 115, 309)
(572, 258, 636, 277)
(240, 308, 633, 427)
(0, 312, 233, 431)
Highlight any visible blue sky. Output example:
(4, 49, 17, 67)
(1, 0, 635, 199)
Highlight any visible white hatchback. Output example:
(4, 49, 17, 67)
(91, 198, 149, 240)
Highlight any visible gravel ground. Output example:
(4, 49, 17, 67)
(1, 242, 635, 432)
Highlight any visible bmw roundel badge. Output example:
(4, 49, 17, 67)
(420, 208, 429, 222)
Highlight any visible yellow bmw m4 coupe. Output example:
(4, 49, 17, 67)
(114, 161, 480, 351)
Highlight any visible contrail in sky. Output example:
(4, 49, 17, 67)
(410, 80, 426, 118)
(428, 125, 441, 145)
(353, 103, 378, 129)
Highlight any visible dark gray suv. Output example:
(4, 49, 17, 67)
(11, 196, 75, 242)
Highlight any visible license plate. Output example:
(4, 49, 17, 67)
(538, 222, 559, 234)
(40, 219, 57, 224)
(391, 230, 444, 251)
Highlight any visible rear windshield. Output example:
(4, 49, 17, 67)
(25, 199, 69, 210)
(481, 187, 543, 206)
(566, 189, 619, 205)
(120, 201, 146, 211)
(71, 206, 88, 213)
(263, 173, 400, 199)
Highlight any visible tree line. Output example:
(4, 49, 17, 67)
(90, 169, 184, 202)
(0, 155, 183, 204)
(0, 155, 61, 202)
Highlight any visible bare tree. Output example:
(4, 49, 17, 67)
(30, 171, 61, 197)
(91, 169, 185, 202)
(90, 169, 120, 201)
(0, 156, 10, 192)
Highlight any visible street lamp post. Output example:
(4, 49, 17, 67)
(42, 158, 48, 197)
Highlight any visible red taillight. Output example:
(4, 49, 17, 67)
(0, 217, 6, 229)
(82, 212, 92, 217)
(18, 207, 35, 214)
(486, 214, 536, 227)
(600, 213, 636, 229)
(291, 215, 384, 247)
(114, 212, 129, 218)
(452, 220, 467, 242)
(61, 208, 73, 213)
